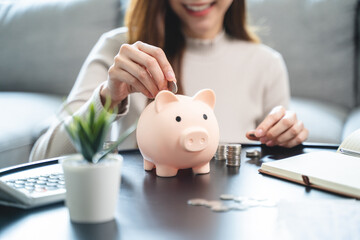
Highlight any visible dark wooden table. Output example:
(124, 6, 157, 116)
(1, 144, 360, 240)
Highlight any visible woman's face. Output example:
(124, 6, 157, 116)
(168, 0, 233, 39)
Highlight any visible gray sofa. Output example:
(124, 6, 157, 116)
(0, 0, 359, 168)
(248, 0, 360, 143)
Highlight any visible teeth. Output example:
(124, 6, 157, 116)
(185, 3, 212, 12)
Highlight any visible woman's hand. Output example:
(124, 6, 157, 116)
(101, 41, 176, 108)
(246, 106, 308, 148)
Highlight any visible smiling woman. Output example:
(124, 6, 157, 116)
(30, 0, 308, 162)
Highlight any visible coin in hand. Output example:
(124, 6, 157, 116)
(168, 80, 178, 94)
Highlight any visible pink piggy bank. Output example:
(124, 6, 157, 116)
(136, 89, 220, 177)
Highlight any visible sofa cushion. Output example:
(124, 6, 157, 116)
(0, 92, 63, 168)
(290, 97, 349, 144)
(0, 0, 121, 95)
(248, 0, 357, 109)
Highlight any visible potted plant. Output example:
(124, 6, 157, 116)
(61, 100, 134, 224)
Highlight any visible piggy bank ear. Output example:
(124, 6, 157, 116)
(193, 89, 216, 109)
(155, 90, 179, 113)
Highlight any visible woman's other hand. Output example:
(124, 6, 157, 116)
(101, 41, 176, 108)
(246, 106, 308, 148)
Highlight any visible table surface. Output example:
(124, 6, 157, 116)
(1, 144, 360, 240)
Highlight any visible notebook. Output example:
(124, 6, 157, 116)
(259, 129, 360, 199)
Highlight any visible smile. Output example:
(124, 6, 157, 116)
(183, 2, 215, 15)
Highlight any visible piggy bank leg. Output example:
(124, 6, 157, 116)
(156, 165, 178, 177)
(192, 163, 210, 175)
(144, 159, 155, 171)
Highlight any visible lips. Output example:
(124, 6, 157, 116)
(183, 2, 215, 16)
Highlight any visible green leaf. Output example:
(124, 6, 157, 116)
(63, 100, 125, 163)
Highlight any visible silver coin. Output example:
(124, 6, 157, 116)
(187, 198, 208, 206)
(246, 150, 261, 158)
(220, 194, 235, 200)
(204, 200, 223, 208)
(215, 144, 227, 160)
(211, 205, 230, 212)
(168, 81, 178, 94)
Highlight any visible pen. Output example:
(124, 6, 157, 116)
(339, 148, 360, 157)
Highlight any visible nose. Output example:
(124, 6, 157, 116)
(181, 127, 209, 152)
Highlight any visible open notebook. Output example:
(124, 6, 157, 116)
(259, 129, 360, 199)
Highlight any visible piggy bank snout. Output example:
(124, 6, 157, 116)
(180, 127, 209, 152)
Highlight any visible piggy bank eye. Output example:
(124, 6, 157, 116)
(203, 114, 208, 120)
(176, 116, 182, 122)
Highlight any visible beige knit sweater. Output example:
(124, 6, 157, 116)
(30, 27, 289, 161)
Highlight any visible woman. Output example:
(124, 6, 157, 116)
(30, 0, 308, 161)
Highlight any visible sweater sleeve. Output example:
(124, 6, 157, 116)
(30, 27, 129, 162)
(260, 52, 290, 123)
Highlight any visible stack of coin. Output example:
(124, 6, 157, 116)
(214, 144, 227, 160)
(226, 144, 241, 167)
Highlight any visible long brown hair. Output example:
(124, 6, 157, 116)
(125, 0, 259, 94)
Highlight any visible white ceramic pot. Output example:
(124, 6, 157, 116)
(61, 153, 123, 224)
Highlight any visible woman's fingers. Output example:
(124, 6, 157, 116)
(108, 64, 153, 99)
(115, 42, 176, 96)
(276, 120, 304, 144)
(264, 110, 297, 142)
(114, 52, 159, 97)
(246, 106, 308, 148)
(254, 106, 286, 138)
(278, 128, 309, 148)
(103, 41, 176, 108)
(134, 41, 176, 81)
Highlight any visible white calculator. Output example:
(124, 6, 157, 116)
(0, 158, 66, 209)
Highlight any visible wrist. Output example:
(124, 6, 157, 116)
(100, 82, 128, 109)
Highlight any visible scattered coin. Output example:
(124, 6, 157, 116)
(211, 205, 230, 212)
(220, 194, 235, 200)
(204, 200, 223, 208)
(233, 196, 248, 203)
(246, 150, 261, 158)
(187, 198, 208, 206)
(187, 195, 277, 213)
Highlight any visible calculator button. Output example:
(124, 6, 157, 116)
(36, 180, 46, 185)
(25, 186, 35, 191)
(15, 180, 26, 185)
(35, 188, 47, 192)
